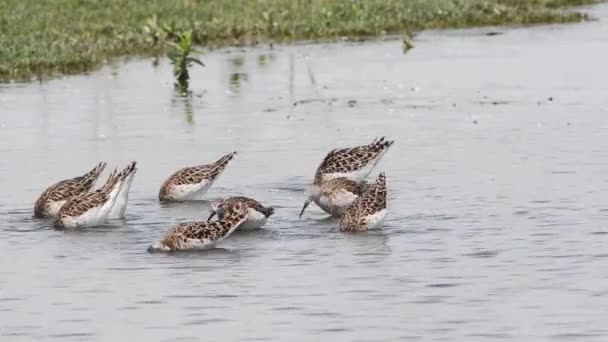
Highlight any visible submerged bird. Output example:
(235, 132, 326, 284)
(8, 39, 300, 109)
(53, 162, 137, 229)
(299, 137, 393, 217)
(148, 202, 248, 252)
(208, 196, 275, 230)
(34, 162, 107, 218)
(158, 152, 237, 202)
(340, 172, 387, 232)
(299, 177, 366, 218)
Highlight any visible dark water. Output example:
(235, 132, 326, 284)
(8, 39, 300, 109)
(2, 4, 608, 341)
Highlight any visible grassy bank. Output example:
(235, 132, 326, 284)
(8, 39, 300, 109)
(0, 0, 600, 81)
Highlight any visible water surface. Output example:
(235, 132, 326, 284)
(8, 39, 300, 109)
(2, 4, 608, 341)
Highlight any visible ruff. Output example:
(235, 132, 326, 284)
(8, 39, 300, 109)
(159, 152, 237, 201)
(340, 172, 387, 232)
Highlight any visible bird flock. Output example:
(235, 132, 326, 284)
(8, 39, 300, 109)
(33, 137, 394, 252)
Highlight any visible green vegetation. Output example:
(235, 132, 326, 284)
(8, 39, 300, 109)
(401, 31, 415, 54)
(167, 30, 205, 94)
(0, 0, 601, 81)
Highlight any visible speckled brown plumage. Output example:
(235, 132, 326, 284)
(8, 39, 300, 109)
(313, 137, 394, 185)
(299, 177, 371, 218)
(320, 177, 366, 198)
(153, 202, 248, 251)
(216, 196, 275, 218)
(34, 162, 107, 218)
(158, 151, 237, 201)
(54, 162, 137, 228)
(340, 172, 387, 232)
(207, 196, 275, 230)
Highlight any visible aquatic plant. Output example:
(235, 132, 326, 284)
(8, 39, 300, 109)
(167, 30, 205, 94)
(401, 31, 414, 54)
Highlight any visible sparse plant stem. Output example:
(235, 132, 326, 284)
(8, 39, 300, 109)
(167, 30, 205, 95)
(401, 30, 414, 54)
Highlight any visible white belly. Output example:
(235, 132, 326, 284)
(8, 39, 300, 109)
(364, 209, 386, 229)
(167, 180, 211, 201)
(47, 200, 67, 217)
(315, 190, 358, 217)
(108, 171, 136, 219)
(58, 191, 119, 228)
(60, 206, 107, 228)
(182, 238, 217, 250)
(238, 208, 268, 230)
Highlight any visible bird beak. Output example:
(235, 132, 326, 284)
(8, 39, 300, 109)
(298, 199, 311, 218)
(207, 210, 217, 222)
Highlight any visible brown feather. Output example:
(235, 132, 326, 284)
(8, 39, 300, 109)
(159, 152, 237, 200)
(159, 202, 248, 250)
(340, 172, 387, 232)
(53, 161, 137, 228)
(34, 161, 106, 218)
(313, 137, 393, 184)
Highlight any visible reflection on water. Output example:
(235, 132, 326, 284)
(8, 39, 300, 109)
(228, 72, 249, 93)
(226, 55, 254, 95)
(229, 55, 245, 68)
(256, 52, 276, 68)
(171, 89, 207, 125)
(2, 3, 608, 341)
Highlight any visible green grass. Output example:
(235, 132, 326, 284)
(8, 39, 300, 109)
(0, 0, 601, 81)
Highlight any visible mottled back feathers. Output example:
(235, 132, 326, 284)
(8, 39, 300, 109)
(313, 137, 394, 184)
(159, 151, 237, 200)
(320, 177, 366, 197)
(340, 172, 387, 232)
(219, 196, 275, 218)
(34, 162, 107, 218)
(54, 162, 137, 226)
(158, 202, 248, 251)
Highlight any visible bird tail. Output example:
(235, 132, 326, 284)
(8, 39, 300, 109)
(213, 151, 237, 169)
(81, 161, 107, 189)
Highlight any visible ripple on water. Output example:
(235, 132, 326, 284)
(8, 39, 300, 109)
(47, 333, 96, 339)
(464, 250, 500, 258)
(550, 333, 606, 340)
(409, 296, 450, 304)
(3, 213, 50, 232)
(426, 283, 464, 288)
(135, 300, 167, 305)
(465, 333, 514, 339)
(184, 318, 230, 325)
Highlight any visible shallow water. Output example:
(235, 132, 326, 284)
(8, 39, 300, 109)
(2, 4, 608, 341)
